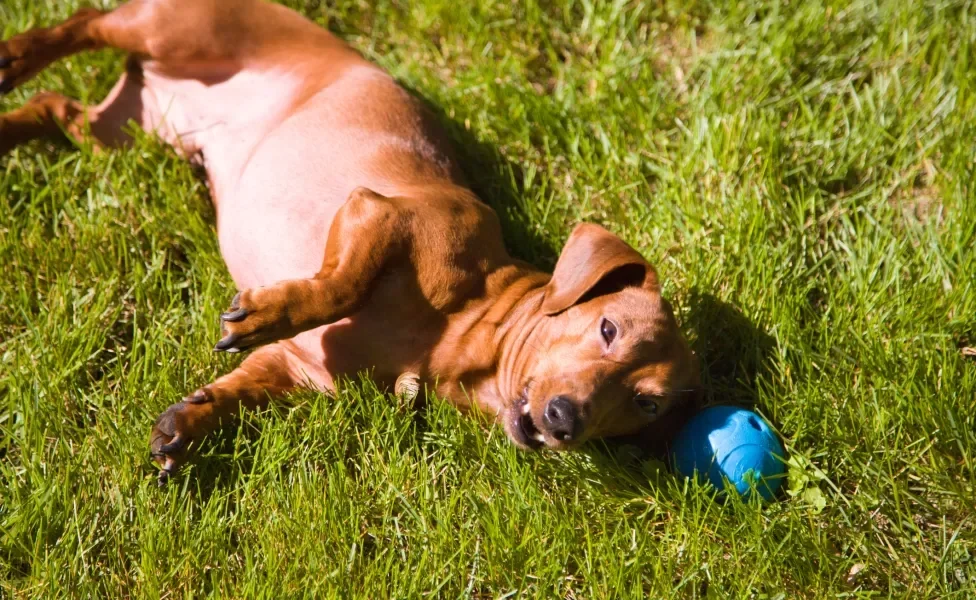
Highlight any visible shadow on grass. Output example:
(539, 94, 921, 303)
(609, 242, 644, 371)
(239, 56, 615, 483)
(405, 87, 560, 267)
(684, 290, 777, 409)
(170, 424, 253, 499)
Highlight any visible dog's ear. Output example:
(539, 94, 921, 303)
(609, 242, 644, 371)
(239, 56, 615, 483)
(542, 223, 660, 316)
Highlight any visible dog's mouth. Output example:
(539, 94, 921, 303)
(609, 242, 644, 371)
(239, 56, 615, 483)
(506, 393, 545, 450)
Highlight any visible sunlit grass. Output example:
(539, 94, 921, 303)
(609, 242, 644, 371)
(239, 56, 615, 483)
(2, 0, 974, 597)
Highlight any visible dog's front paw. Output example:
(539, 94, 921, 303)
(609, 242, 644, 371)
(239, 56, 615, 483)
(150, 390, 211, 485)
(215, 288, 289, 353)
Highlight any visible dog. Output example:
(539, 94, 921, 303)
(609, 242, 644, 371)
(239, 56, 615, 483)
(0, 0, 701, 483)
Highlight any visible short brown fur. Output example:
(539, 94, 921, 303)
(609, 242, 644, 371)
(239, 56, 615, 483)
(0, 0, 700, 482)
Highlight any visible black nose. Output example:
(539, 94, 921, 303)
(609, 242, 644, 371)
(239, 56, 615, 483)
(543, 396, 580, 442)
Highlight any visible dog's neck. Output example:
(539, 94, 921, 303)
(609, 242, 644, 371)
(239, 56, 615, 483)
(488, 272, 550, 408)
(427, 259, 550, 417)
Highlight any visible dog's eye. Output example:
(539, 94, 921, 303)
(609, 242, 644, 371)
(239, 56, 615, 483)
(600, 318, 617, 344)
(635, 394, 659, 417)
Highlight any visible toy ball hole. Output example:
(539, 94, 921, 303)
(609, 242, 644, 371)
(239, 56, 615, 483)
(748, 416, 762, 431)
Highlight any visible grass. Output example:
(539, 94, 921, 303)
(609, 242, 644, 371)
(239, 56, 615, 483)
(2, 0, 975, 597)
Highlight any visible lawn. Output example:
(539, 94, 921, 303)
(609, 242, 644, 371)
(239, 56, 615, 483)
(2, 0, 975, 597)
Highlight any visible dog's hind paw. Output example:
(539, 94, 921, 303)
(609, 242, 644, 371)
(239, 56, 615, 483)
(149, 389, 211, 485)
(0, 30, 47, 95)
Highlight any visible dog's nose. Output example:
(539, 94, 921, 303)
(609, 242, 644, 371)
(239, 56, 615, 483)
(543, 396, 580, 442)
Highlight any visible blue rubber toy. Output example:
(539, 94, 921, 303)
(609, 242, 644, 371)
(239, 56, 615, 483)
(671, 405, 786, 500)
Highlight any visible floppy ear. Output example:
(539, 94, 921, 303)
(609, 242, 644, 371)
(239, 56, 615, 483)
(541, 223, 660, 316)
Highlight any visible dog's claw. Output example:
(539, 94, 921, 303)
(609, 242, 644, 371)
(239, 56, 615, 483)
(221, 308, 248, 322)
(158, 433, 187, 455)
(150, 401, 198, 483)
(157, 462, 175, 487)
(0, 78, 14, 95)
(215, 291, 251, 352)
(0, 56, 13, 69)
(157, 453, 179, 486)
(214, 333, 242, 352)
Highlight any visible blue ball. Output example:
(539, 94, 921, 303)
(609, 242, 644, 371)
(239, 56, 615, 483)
(671, 406, 786, 500)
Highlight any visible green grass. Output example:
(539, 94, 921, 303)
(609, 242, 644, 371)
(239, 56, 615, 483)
(2, 0, 975, 597)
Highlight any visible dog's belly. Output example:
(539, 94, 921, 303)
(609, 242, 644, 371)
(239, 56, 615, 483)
(131, 60, 445, 283)
(208, 65, 460, 288)
(213, 121, 381, 286)
(160, 63, 463, 386)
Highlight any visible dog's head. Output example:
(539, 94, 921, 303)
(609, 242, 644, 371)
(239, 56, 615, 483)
(504, 223, 700, 450)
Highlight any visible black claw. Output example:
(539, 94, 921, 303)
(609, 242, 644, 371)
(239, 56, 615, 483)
(157, 468, 172, 487)
(220, 308, 248, 322)
(0, 78, 14, 95)
(0, 56, 13, 69)
(159, 433, 187, 454)
(214, 333, 241, 351)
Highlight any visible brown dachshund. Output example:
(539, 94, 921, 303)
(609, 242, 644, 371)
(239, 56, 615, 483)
(0, 0, 701, 483)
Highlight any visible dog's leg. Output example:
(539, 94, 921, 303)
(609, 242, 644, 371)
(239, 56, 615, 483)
(0, 7, 106, 93)
(0, 1, 262, 90)
(0, 59, 155, 156)
(0, 8, 110, 154)
(215, 187, 405, 353)
(0, 91, 87, 153)
(0, 0, 281, 155)
(0, 6, 158, 155)
(150, 342, 301, 484)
